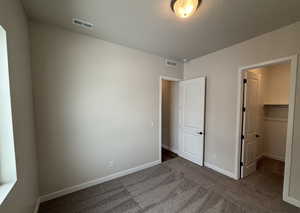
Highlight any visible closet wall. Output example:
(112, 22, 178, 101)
(250, 62, 290, 162)
(262, 63, 290, 161)
(162, 80, 180, 153)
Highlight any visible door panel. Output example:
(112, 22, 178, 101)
(241, 72, 259, 178)
(179, 78, 206, 166)
(244, 138, 257, 165)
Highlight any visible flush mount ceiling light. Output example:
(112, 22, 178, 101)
(171, 0, 201, 18)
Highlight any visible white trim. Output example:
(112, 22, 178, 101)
(283, 55, 298, 206)
(0, 181, 16, 205)
(235, 55, 299, 206)
(284, 195, 300, 208)
(40, 160, 160, 203)
(33, 198, 40, 213)
(159, 76, 181, 163)
(204, 162, 237, 180)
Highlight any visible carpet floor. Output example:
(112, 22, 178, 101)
(38, 157, 300, 213)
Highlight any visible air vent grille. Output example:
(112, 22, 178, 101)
(73, 18, 93, 29)
(165, 59, 177, 68)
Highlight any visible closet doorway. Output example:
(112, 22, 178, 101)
(159, 76, 206, 165)
(236, 55, 298, 206)
(161, 78, 180, 162)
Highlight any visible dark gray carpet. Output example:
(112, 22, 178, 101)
(38, 157, 300, 213)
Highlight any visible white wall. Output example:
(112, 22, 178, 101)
(30, 22, 183, 196)
(184, 21, 300, 201)
(0, 0, 39, 212)
(162, 80, 180, 153)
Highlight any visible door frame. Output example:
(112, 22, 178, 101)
(235, 55, 299, 206)
(159, 76, 181, 163)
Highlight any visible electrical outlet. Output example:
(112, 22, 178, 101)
(108, 160, 114, 169)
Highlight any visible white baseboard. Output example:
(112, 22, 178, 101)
(161, 144, 178, 154)
(33, 198, 40, 213)
(256, 154, 264, 160)
(263, 153, 285, 162)
(40, 160, 160, 203)
(204, 162, 237, 180)
(161, 144, 169, 150)
(284, 195, 300, 208)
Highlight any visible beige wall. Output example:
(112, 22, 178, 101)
(0, 0, 39, 213)
(30, 22, 183, 195)
(261, 63, 290, 161)
(184, 21, 300, 201)
(263, 63, 291, 105)
(263, 118, 288, 161)
(162, 80, 180, 152)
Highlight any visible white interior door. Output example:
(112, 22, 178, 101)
(241, 72, 259, 178)
(179, 77, 206, 166)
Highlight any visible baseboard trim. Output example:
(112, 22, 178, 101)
(284, 195, 300, 208)
(263, 153, 285, 162)
(204, 162, 237, 180)
(161, 144, 178, 154)
(33, 198, 40, 213)
(256, 154, 264, 161)
(39, 160, 160, 203)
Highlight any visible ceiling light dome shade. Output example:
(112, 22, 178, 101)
(171, 0, 200, 18)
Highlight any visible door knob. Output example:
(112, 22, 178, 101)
(256, 134, 260, 138)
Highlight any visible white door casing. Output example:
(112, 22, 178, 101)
(241, 72, 259, 178)
(235, 55, 298, 207)
(179, 77, 206, 166)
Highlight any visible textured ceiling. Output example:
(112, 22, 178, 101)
(22, 0, 300, 61)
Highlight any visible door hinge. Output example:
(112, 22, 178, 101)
(243, 107, 246, 112)
(241, 135, 245, 140)
(243, 79, 247, 84)
(240, 162, 244, 167)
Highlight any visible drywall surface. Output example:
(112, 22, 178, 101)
(162, 80, 180, 153)
(0, 0, 39, 213)
(262, 63, 290, 161)
(263, 117, 288, 161)
(184, 22, 300, 201)
(30, 22, 183, 195)
(263, 63, 291, 105)
(249, 64, 290, 161)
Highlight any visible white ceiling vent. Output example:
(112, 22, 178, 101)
(73, 18, 93, 29)
(165, 59, 178, 68)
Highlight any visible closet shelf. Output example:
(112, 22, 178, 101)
(264, 104, 288, 108)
